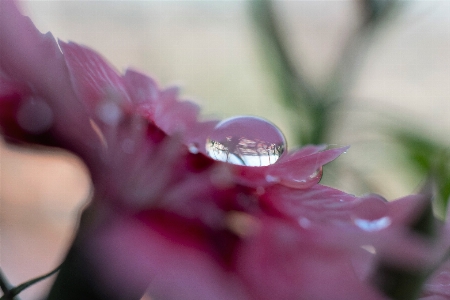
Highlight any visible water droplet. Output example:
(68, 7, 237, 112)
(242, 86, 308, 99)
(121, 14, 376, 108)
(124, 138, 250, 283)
(206, 116, 286, 166)
(352, 194, 388, 220)
(265, 174, 280, 183)
(16, 97, 53, 134)
(354, 216, 391, 232)
(188, 143, 199, 154)
(97, 101, 123, 125)
(352, 194, 390, 231)
(298, 217, 311, 228)
(280, 167, 322, 189)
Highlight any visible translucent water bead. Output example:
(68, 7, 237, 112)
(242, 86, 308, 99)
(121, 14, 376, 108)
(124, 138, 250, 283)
(206, 116, 286, 167)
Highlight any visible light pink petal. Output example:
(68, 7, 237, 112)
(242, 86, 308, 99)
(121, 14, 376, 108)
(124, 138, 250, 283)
(267, 146, 349, 189)
(123, 68, 160, 118)
(156, 100, 200, 135)
(59, 41, 131, 111)
(151, 86, 200, 135)
(235, 217, 387, 300)
(0, 0, 101, 160)
(276, 144, 328, 163)
(423, 260, 450, 299)
(261, 184, 358, 225)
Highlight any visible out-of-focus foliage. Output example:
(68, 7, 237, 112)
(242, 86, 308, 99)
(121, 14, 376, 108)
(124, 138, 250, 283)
(249, 0, 401, 145)
(393, 129, 450, 217)
(250, 0, 449, 216)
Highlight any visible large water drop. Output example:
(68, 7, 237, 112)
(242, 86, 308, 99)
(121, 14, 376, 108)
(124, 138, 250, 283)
(206, 116, 286, 167)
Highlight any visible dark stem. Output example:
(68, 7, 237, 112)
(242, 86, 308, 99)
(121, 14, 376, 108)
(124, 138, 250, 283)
(0, 268, 16, 300)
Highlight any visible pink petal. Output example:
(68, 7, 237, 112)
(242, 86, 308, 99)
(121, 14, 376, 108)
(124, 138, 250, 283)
(235, 217, 387, 300)
(261, 184, 358, 225)
(276, 144, 328, 163)
(267, 146, 349, 189)
(85, 215, 248, 300)
(153, 86, 200, 135)
(123, 68, 160, 118)
(59, 41, 131, 111)
(0, 0, 101, 159)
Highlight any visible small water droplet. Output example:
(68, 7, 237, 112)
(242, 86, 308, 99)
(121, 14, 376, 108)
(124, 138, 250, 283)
(280, 167, 322, 189)
(298, 217, 311, 228)
(188, 143, 199, 154)
(354, 216, 391, 232)
(97, 101, 123, 125)
(16, 97, 53, 134)
(265, 174, 280, 183)
(206, 116, 286, 167)
(352, 194, 390, 231)
(352, 194, 388, 220)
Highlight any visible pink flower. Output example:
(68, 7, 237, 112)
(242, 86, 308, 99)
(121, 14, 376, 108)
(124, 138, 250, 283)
(0, 1, 449, 299)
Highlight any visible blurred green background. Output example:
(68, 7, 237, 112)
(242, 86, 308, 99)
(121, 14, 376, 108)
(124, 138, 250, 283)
(1, 1, 449, 299)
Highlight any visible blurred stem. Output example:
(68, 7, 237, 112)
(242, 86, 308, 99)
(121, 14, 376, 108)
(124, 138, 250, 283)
(0, 268, 18, 300)
(323, 0, 402, 100)
(250, 0, 402, 146)
(250, 0, 319, 145)
(0, 266, 60, 300)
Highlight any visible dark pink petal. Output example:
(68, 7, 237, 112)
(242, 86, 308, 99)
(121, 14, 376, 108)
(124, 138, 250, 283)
(85, 215, 249, 300)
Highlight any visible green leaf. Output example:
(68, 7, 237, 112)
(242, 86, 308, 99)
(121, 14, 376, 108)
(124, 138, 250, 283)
(392, 128, 450, 215)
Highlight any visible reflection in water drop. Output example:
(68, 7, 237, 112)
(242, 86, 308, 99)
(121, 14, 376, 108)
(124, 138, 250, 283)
(16, 97, 53, 134)
(354, 216, 391, 232)
(206, 116, 286, 167)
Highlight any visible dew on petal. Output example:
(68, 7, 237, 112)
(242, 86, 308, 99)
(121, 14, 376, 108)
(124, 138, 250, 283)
(279, 167, 323, 189)
(96, 101, 123, 125)
(352, 195, 390, 231)
(354, 216, 391, 231)
(188, 143, 199, 154)
(298, 217, 311, 228)
(265, 175, 280, 183)
(16, 97, 53, 134)
(206, 116, 286, 167)
(352, 194, 388, 221)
